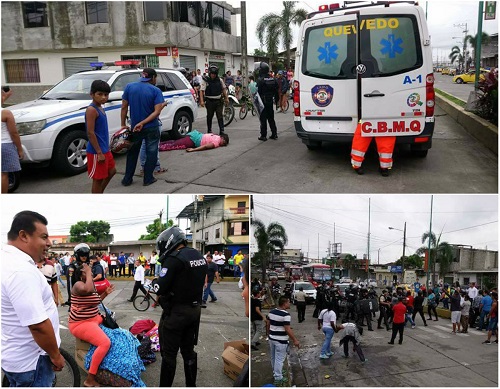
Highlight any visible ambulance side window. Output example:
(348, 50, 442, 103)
(360, 15, 422, 76)
(302, 21, 356, 80)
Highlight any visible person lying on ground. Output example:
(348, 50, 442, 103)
(158, 130, 228, 153)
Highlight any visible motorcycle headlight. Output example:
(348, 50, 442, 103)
(17, 119, 47, 135)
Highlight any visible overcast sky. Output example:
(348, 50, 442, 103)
(1, 194, 195, 243)
(230, 0, 498, 64)
(251, 194, 498, 264)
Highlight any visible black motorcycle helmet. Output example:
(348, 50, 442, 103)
(208, 64, 219, 76)
(259, 62, 270, 76)
(156, 227, 187, 263)
(74, 243, 90, 263)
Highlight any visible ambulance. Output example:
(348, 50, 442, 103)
(293, 1, 435, 157)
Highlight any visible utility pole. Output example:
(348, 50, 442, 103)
(474, 2, 484, 91)
(240, 1, 248, 89)
(453, 23, 469, 73)
(367, 198, 371, 277)
(158, 209, 163, 233)
(426, 196, 434, 287)
(402, 221, 406, 281)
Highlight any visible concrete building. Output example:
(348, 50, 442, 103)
(177, 195, 249, 257)
(445, 245, 498, 288)
(1, 1, 262, 104)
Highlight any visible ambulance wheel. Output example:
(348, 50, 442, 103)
(306, 142, 322, 150)
(411, 149, 428, 158)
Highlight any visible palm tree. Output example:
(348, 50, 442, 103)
(465, 32, 491, 65)
(341, 254, 356, 278)
(252, 218, 288, 283)
(449, 46, 464, 72)
(256, 1, 308, 69)
(416, 230, 453, 286)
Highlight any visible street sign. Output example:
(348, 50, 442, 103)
(485, 1, 496, 20)
(390, 265, 402, 273)
(155, 47, 171, 56)
(172, 47, 179, 58)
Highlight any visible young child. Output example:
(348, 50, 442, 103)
(85, 80, 115, 193)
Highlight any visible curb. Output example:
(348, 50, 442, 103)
(436, 94, 498, 155)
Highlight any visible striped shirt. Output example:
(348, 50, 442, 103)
(37, 260, 57, 285)
(268, 308, 291, 344)
(68, 292, 101, 323)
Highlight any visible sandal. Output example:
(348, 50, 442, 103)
(154, 167, 168, 175)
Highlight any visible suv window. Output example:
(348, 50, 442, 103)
(166, 73, 187, 91)
(157, 73, 176, 92)
(111, 73, 141, 92)
(360, 15, 422, 76)
(43, 73, 112, 100)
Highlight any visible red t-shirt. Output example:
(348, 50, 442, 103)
(393, 302, 407, 324)
(406, 295, 414, 308)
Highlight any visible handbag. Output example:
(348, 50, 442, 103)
(94, 278, 111, 295)
(101, 303, 119, 329)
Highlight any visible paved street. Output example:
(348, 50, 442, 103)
(15, 91, 497, 194)
(251, 303, 498, 387)
(434, 73, 476, 102)
(57, 279, 248, 387)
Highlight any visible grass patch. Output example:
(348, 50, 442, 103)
(435, 88, 467, 108)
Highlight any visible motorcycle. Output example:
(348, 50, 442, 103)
(223, 84, 240, 127)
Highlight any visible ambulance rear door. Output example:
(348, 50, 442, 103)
(297, 13, 358, 135)
(358, 7, 428, 138)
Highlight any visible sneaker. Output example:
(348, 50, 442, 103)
(270, 134, 278, 140)
(411, 325, 415, 329)
(483, 340, 492, 344)
(209, 299, 218, 303)
(342, 354, 349, 358)
(319, 353, 329, 359)
(127, 299, 133, 302)
(258, 136, 268, 141)
(201, 302, 207, 308)
(362, 358, 368, 363)
(494, 339, 498, 343)
(388, 341, 394, 345)
(326, 351, 333, 356)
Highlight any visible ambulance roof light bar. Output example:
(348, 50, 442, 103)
(309, 1, 418, 18)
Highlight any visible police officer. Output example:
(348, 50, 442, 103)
(67, 243, 91, 308)
(155, 227, 208, 387)
(199, 65, 229, 135)
(345, 284, 358, 321)
(377, 289, 391, 331)
(356, 288, 374, 331)
(256, 62, 279, 141)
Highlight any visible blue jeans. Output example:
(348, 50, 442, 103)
(122, 126, 160, 185)
(479, 310, 490, 330)
(155, 263, 162, 277)
(269, 340, 288, 381)
(203, 282, 217, 302)
(3, 355, 55, 387)
(321, 327, 334, 355)
(140, 126, 161, 172)
(405, 313, 415, 326)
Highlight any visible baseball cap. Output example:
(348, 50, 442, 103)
(139, 68, 157, 81)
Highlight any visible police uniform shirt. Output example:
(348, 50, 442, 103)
(201, 77, 226, 99)
(157, 247, 208, 304)
(257, 75, 279, 103)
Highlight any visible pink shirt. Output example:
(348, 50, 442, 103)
(200, 133, 222, 148)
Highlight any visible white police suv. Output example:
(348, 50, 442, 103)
(9, 67, 197, 175)
(293, 1, 435, 157)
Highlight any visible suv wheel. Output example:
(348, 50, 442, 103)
(52, 130, 88, 175)
(173, 111, 192, 136)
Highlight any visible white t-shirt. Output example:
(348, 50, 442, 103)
(150, 255, 157, 265)
(110, 255, 117, 266)
(134, 265, 145, 283)
(100, 259, 108, 270)
(54, 262, 62, 277)
(319, 309, 337, 329)
(1, 119, 12, 144)
(1, 244, 61, 372)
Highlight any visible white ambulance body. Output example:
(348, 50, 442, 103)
(293, 1, 435, 157)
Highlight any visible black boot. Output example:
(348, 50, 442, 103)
(184, 356, 197, 387)
(160, 358, 176, 387)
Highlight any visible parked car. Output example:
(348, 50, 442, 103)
(8, 65, 198, 175)
(277, 271, 286, 280)
(453, 68, 488, 84)
(291, 281, 317, 304)
(340, 277, 353, 284)
(267, 271, 278, 281)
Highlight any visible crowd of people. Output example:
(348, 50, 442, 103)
(2, 211, 250, 387)
(251, 277, 498, 386)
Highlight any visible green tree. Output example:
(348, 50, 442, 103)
(449, 45, 464, 72)
(252, 218, 288, 282)
(341, 254, 356, 277)
(256, 1, 308, 68)
(139, 218, 175, 240)
(395, 253, 423, 269)
(465, 32, 491, 64)
(416, 230, 453, 285)
(253, 48, 268, 57)
(69, 220, 110, 243)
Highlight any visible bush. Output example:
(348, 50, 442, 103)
(474, 68, 498, 124)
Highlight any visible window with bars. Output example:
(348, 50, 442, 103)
(229, 221, 249, 236)
(23, 2, 48, 28)
(4, 59, 41, 83)
(216, 228, 220, 239)
(121, 54, 159, 68)
(86, 2, 108, 24)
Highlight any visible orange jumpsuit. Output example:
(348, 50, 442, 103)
(350, 121, 396, 170)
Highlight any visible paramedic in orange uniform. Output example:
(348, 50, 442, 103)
(350, 120, 396, 177)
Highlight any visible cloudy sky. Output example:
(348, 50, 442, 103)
(251, 194, 498, 264)
(230, 0, 498, 63)
(1, 194, 195, 243)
